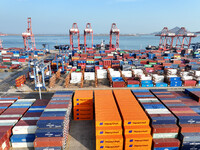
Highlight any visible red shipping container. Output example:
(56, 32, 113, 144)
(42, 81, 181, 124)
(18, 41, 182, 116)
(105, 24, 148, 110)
(127, 80, 140, 85)
(183, 80, 196, 86)
(34, 137, 63, 147)
(152, 124, 179, 133)
(180, 124, 200, 133)
(103, 60, 111, 66)
(112, 81, 125, 87)
(153, 138, 180, 148)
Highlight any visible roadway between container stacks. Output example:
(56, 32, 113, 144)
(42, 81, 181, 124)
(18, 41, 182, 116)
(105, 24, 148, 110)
(0, 67, 29, 92)
(67, 120, 95, 150)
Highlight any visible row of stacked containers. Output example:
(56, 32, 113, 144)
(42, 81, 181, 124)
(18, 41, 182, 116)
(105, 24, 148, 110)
(2, 89, 200, 149)
(93, 89, 200, 150)
(0, 91, 73, 150)
(34, 91, 73, 149)
(50, 49, 200, 88)
(0, 48, 45, 69)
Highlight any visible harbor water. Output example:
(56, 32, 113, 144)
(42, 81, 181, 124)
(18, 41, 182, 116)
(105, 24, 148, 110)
(1, 35, 200, 50)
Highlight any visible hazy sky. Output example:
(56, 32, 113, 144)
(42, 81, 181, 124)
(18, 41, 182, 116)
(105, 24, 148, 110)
(0, 0, 200, 34)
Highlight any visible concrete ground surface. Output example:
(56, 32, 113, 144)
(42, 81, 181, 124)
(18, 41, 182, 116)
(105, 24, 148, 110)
(67, 120, 95, 150)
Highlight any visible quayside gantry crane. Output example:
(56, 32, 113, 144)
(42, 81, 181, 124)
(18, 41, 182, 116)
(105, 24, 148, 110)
(84, 23, 93, 51)
(109, 23, 120, 50)
(175, 27, 196, 50)
(69, 23, 80, 50)
(22, 17, 36, 50)
(156, 27, 175, 51)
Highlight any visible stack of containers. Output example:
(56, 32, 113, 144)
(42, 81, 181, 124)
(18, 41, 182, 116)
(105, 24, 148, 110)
(121, 71, 132, 78)
(179, 71, 196, 86)
(70, 72, 82, 83)
(112, 77, 126, 87)
(113, 90, 152, 150)
(152, 74, 168, 87)
(185, 88, 200, 102)
(126, 77, 140, 87)
(97, 69, 107, 79)
(10, 99, 36, 148)
(73, 90, 93, 120)
(0, 96, 19, 150)
(95, 90, 123, 150)
(139, 75, 153, 87)
(84, 72, 95, 80)
(34, 91, 73, 150)
(152, 90, 200, 149)
(166, 76, 182, 87)
(132, 89, 180, 150)
(193, 70, 200, 86)
(11, 99, 50, 149)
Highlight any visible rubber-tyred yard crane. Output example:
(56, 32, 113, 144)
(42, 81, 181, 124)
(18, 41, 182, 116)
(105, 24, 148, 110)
(69, 23, 80, 50)
(22, 17, 36, 50)
(109, 23, 120, 50)
(84, 23, 93, 50)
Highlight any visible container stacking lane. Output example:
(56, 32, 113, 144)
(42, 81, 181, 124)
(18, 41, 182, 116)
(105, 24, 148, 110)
(151, 89, 200, 150)
(131, 89, 180, 150)
(113, 90, 152, 150)
(34, 91, 73, 150)
(95, 90, 123, 150)
(10, 99, 50, 149)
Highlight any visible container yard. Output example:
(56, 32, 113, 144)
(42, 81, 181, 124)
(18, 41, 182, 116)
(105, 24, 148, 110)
(1, 14, 200, 150)
(0, 89, 200, 150)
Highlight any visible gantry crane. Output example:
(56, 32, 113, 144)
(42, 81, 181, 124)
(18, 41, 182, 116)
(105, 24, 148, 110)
(69, 23, 80, 50)
(22, 17, 36, 50)
(156, 27, 175, 51)
(84, 23, 93, 51)
(175, 27, 196, 50)
(109, 23, 120, 50)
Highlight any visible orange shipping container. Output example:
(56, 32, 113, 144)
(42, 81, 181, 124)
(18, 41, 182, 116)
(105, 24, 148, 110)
(96, 126, 122, 136)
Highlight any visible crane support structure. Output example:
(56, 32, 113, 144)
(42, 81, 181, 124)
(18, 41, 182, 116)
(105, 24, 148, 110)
(156, 27, 175, 51)
(109, 23, 120, 50)
(22, 17, 36, 50)
(175, 27, 196, 50)
(84, 23, 93, 51)
(69, 23, 80, 50)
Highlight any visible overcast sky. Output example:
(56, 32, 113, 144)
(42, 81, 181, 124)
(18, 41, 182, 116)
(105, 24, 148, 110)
(0, 0, 200, 34)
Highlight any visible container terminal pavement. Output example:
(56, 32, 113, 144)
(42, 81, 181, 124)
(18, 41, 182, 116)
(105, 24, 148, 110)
(1, 89, 200, 149)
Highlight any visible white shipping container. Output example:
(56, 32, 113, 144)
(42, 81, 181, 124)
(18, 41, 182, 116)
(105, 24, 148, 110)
(97, 69, 107, 79)
(70, 72, 82, 83)
(21, 117, 40, 120)
(12, 126, 37, 134)
(153, 75, 164, 83)
(11, 142, 34, 148)
(17, 99, 36, 102)
(122, 71, 132, 77)
(182, 76, 193, 80)
(84, 72, 95, 80)
(167, 69, 177, 75)
(140, 75, 152, 80)
(110, 71, 121, 77)
(195, 71, 200, 76)
(132, 69, 143, 75)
